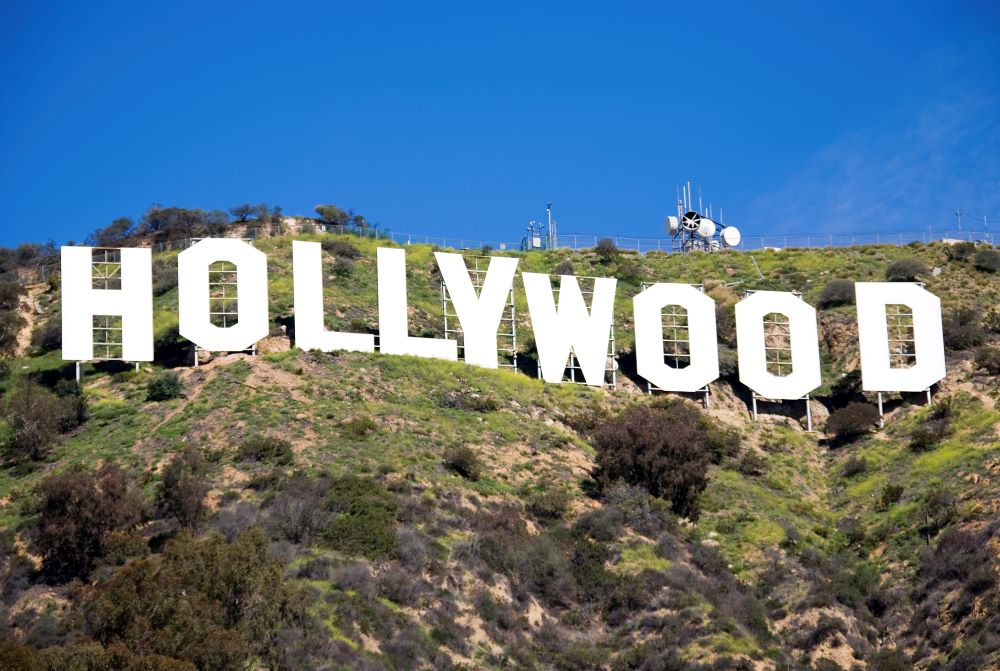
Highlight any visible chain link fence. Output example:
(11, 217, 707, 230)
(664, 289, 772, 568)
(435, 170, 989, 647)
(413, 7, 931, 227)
(2, 224, 995, 287)
(553, 229, 997, 253)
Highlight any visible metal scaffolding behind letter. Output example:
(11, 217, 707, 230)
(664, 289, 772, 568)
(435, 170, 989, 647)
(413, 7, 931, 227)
(440, 255, 518, 371)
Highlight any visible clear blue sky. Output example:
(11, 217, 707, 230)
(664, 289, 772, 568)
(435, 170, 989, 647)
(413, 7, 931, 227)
(1, 1, 997, 247)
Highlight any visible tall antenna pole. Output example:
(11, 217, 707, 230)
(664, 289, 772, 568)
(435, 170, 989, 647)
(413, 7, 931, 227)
(546, 203, 553, 248)
(698, 185, 703, 216)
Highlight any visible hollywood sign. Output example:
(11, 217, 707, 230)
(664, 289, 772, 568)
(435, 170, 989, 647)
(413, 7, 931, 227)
(60, 239, 947, 400)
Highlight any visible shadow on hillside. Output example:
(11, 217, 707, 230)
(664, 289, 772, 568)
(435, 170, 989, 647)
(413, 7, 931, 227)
(154, 327, 192, 369)
(514, 352, 539, 378)
(616, 351, 736, 408)
(874, 388, 936, 416)
(276, 315, 295, 343)
(614, 351, 645, 390)
(27, 361, 78, 387)
(29, 359, 140, 386)
(728, 382, 813, 429)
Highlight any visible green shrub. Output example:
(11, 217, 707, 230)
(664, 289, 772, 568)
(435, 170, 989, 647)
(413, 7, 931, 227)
(604, 482, 678, 537)
(984, 308, 1000, 334)
(792, 614, 847, 651)
(512, 533, 578, 607)
(238, 435, 294, 465)
(0, 282, 25, 359)
(333, 256, 355, 276)
(158, 447, 210, 528)
(885, 258, 929, 281)
(869, 650, 908, 671)
(439, 390, 497, 413)
(715, 303, 737, 346)
(817, 279, 855, 308)
(0, 281, 23, 312)
(943, 307, 985, 350)
(614, 257, 643, 284)
(974, 345, 1000, 374)
(0, 641, 43, 671)
(30, 318, 61, 353)
(736, 451, 765, 476)
(908, 427, 939, 453)
(572, 507, 624, 542)
(54, 379, 88, 431)
(147, 371, 183, 401)
(320, 238, 361, 258)
(945, 241, 976, 262)
(100, 532, 151, 566)
(443, 445, 481, 481)
(36, 465, 145, 579)
(908, 398, 954, 452)
(918, 487, 957, 540)
(593, 400, 714, 519)
(836, 516, 866, 546)
(554, 259, 575, 276)
(526, 489, 572, 522)
(717, 344, 738, 377)
(595, 238, 619, 264)
(879, 484, 904, 509)
(266, 476, 329, 544)
(152, 256, 179, 295)
(79, 529, 289, 670)
(342, 415, 377, 437)
(828, 556, 879, 608)
(2, 379, 73, 463)
(825, 402, 879, 444)
(840, 455, 868, 478)
(973, 247, 1000, 272)
(322, 475, 398, 559)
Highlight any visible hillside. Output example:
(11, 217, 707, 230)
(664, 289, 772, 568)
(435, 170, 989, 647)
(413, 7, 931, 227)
(2, 232, 1000, 671)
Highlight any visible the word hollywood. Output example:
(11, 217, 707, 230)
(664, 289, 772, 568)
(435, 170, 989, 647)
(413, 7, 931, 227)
(60, 239, 947, 400)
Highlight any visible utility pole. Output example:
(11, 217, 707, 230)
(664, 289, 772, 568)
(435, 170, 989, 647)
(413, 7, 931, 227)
(546, 203, 556, 249)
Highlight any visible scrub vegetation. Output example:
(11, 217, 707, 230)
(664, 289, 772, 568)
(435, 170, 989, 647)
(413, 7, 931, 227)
(2, 213, 1000, 669)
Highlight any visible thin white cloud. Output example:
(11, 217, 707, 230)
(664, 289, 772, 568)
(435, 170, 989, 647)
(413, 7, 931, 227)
(744, 92, 1000, 237)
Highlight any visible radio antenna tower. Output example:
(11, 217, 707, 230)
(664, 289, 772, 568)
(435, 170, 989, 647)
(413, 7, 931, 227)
(664, 182, 741, 253)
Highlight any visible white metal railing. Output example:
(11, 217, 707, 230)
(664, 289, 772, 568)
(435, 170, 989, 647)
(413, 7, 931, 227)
(552, 229, 998, 252)
(2, 225, 997, 287)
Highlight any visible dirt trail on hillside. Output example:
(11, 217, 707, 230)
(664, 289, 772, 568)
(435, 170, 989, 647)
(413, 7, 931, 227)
(15, 283, 46, 356)
(142, 353, 312, 466)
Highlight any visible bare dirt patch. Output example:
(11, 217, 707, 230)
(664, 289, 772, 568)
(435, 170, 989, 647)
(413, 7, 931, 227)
(14, 283, 46, 356)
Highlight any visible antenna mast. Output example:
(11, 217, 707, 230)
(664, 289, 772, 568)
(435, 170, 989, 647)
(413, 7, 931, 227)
(666, 182, 740, 254)
(547, 202, 557, 249)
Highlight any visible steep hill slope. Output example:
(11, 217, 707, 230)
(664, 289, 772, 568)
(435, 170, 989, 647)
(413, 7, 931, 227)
(2, 233, 1000, 671)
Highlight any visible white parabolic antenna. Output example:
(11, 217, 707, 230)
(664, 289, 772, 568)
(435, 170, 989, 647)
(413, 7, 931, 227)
(666, 215, 679, 234)
(697, 218, 716, 239)
(720, 226, 742, 247)
(681, 211, 701, 231)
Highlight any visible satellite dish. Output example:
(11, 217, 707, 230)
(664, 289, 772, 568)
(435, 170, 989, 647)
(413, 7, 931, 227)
(681, 211, 701, 231)
(666, 215, 679, 234)
(697, 218, 716, 239)
(720, 226, 742, 247)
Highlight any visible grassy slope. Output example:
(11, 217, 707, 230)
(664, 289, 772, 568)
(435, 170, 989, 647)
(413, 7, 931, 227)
(3, 233, 1000, 669)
